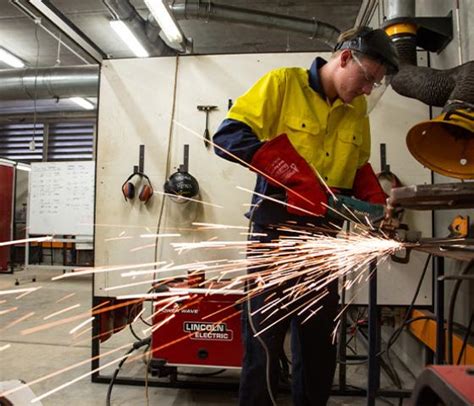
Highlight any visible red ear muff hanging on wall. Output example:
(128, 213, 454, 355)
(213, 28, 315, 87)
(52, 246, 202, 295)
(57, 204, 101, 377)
(138, 174, 154, 203)
(121, 172, 154, 203)
(121, 173, 138, 201)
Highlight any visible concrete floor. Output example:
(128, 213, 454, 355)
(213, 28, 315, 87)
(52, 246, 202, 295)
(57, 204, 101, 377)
(0, 267, 411, 405)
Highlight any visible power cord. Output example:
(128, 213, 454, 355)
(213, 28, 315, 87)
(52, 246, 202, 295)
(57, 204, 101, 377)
(383, 254, 432, 360)
(457, 312, 474, 365)
(247, 287, 277, 406)
(105, 337, 151, 406)
(447, 261, 474, 364)
(246, 198, 277, 406)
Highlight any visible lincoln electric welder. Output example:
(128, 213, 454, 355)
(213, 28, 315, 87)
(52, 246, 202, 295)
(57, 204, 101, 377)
(151, 280, 244, 370)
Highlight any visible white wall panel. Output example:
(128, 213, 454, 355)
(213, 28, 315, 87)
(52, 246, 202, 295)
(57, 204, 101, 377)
(95, 52, 432, 304)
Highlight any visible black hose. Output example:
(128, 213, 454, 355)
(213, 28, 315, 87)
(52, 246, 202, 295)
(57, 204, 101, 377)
(457, 312, 474, 365)
(384, 255, 432, 357)
(447, 261, 474, 364)
(105, 337, 151, 406)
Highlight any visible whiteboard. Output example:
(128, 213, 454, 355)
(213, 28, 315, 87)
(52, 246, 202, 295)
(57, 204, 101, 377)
(28, 161, 95, 235)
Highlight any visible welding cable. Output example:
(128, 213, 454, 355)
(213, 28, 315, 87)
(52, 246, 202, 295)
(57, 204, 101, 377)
(127, 306, 144, 341)
(140, 286, 162, 328)
(339, 255, 432, 368)
(383, 254, 432, 358)
(246, 198, 278, 406)
(105, 337, 151, 406)
(343, 313, 403, 389)
(380, 254, 432, 387)
(447, 260, 474, 364)
(457, 312, 474, 365)
(247, 283, 277, 406)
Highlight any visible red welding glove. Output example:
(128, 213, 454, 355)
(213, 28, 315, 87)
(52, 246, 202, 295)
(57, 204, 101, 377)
(250, 133, 327, 216)
(352, 162, 387, 205)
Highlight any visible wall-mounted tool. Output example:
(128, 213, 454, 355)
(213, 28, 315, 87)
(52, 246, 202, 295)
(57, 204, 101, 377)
(164, 144, 200, 203)
(197, 105, 217, 150)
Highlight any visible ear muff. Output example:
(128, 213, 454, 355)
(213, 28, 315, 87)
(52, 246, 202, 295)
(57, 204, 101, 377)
(139, 184, 153, 203)
(121, 173, 139, 201)
(122, 182, 135, 200)
(138, 174, 154, 203)
(122, 172, 154, 203)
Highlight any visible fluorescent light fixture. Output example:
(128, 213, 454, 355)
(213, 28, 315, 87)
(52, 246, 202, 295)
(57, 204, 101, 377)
(110, 20, 149, 58)
(0, 48, 25, 68)
(70, 97, 95, 110)
(144, 0, 183, 45)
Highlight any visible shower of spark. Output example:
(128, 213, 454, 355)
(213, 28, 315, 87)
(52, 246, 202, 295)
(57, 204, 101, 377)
(0, 124, 408, 403)
(0, 236, 53, 247)
(168, 226, 404, 334)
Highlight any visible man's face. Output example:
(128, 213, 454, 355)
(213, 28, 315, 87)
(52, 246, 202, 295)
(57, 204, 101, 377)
(336, 51, 387, 104)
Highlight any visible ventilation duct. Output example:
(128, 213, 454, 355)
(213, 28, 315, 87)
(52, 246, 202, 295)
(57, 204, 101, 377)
(385, 0, 474, 179)
(170, 0, 341, 50)
(0, 66, 99, 101)
(103, 0, 177, 55)
(390, 32, 474, 108)
(386, 0, 473, 107)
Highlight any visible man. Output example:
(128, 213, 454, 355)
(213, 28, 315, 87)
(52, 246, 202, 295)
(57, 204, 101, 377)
(213, 26, 398, 406)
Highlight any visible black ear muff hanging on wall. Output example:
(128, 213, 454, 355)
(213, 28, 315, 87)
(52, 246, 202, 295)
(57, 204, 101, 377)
(121, 145, 154, 204)
(164, 144, 200, 204)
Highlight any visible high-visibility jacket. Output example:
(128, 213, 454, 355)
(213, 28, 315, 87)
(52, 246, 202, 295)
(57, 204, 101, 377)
(227, 66, 370, 189)
(214, 57, 375, 225)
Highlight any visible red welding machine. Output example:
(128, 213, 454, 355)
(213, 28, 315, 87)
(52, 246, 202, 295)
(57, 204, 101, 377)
(151, 281, 243, 369)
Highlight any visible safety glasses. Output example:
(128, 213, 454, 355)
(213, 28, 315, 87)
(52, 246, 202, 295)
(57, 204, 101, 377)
(351, 52, 384, 89)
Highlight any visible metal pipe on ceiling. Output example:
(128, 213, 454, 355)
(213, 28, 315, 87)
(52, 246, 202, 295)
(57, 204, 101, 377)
(170, 0, 341, 50)
(102, 0, 176, 56)
(0, 66, 99, 101)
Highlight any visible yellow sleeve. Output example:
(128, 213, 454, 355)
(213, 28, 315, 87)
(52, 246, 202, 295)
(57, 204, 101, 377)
(227, 69, 286, 141)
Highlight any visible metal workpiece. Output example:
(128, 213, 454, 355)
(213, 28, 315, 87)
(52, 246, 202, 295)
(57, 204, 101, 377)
(389, 183, 474, 210)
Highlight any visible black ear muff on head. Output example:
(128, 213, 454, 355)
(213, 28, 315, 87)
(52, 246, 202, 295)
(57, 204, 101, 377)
(138, 174, 154, 203)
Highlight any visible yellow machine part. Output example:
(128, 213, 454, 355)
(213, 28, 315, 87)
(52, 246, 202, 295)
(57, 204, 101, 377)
(409, 309, 474, 365)
(449, 215, 470, 238)
(406, 108, 474, 179)
(385, 23, 417, 36)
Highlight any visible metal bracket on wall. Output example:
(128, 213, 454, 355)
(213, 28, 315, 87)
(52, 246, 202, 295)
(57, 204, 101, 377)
(178, 144, 190, 173)
(415, 12, 453, 54)
(380, 143, 390, 173)
(384, 12, 453, 54)
(138, 144, 145, 174)
(130, 145, 145, 175)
